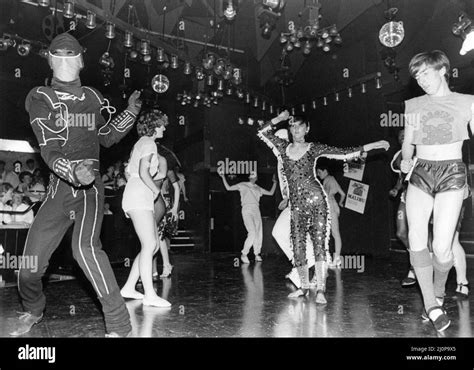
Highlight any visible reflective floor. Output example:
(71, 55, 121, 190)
(0, 251, 473, 337)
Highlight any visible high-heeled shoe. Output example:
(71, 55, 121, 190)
(160, 264, 173, 278)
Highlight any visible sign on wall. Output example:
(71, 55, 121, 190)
(345, 180, 369, 214)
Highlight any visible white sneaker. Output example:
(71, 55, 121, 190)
(255, 255, 263, 262)
(287, 268, 301, 289)
(241, 254, 250, 264)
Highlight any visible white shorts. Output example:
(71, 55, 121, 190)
(122, 177, 154, 217)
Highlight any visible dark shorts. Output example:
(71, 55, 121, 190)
(409, 159, 467, 196)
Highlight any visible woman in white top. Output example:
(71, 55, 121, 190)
(4, 191, 34, 227)
(316, 161, 346, 268)
(121, 109, 171, 308)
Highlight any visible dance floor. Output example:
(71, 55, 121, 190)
(0, 251, 473, 338)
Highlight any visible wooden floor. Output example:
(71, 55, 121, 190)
(0, 251, 473, 338)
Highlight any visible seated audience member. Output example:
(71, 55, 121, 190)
(25, 159, 37, 174)
(4, 191, 34, 227)
(102, 165, 116, 195)
(0, 183, 14, 225)
(28, 174, 46, 206)
(0, 161, 20, 188)
(17, 171, 34, 194)
(0, 183, 14, 205)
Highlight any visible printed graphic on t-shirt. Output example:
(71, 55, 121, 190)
(418, 111, 454, 145)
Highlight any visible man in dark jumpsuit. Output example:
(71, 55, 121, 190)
(10, 33, 141, 337)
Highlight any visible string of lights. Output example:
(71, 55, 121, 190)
(11, 0, 280, 111)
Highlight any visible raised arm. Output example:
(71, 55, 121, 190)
(219, 173, 240, 191)
(257, 111, 291, 158)
(95, 89, 142, 148)
(260, 175, 278, 196)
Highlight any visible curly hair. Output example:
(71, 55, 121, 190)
(136, 108, 169, 137)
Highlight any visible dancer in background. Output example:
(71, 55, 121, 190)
(389, 130, 417, 287)
(402, 50, 474, 332)
(120, 109, 171, 308)
(151, 144, 182, 279)
(258, 111, 389, 304)
(219, 171, 277, 263)
(12, 32, 140, 337)
(316, 160, 346, 269)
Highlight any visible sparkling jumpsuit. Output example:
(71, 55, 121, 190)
(258, 125, 362, 289)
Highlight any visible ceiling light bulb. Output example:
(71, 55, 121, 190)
(63, 1, 74, 18)
(86, 11, 96, 29)
(123, 31, 133, 48)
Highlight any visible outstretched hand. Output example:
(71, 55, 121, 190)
(127, 90, 142, 115)
(364, 140, 390, 152)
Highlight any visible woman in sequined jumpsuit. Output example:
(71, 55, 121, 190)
(258, 111, 389, 303)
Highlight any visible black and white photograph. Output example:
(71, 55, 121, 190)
(0, 0, 473, 367)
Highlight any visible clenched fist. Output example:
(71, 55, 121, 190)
(127, 90, 142, 115)
(74, 159, 95, 186)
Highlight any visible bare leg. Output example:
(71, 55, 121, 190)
(152, 195, 167, 277)
(122, 210, 170, 307)
(397, 200, 416, 284)
(432, 189, 463, 299)
(406, 185, 436, 310)
(160, 238, 173, 277)
(329, 210, 342, 267)
(452, 232, 469, 289)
